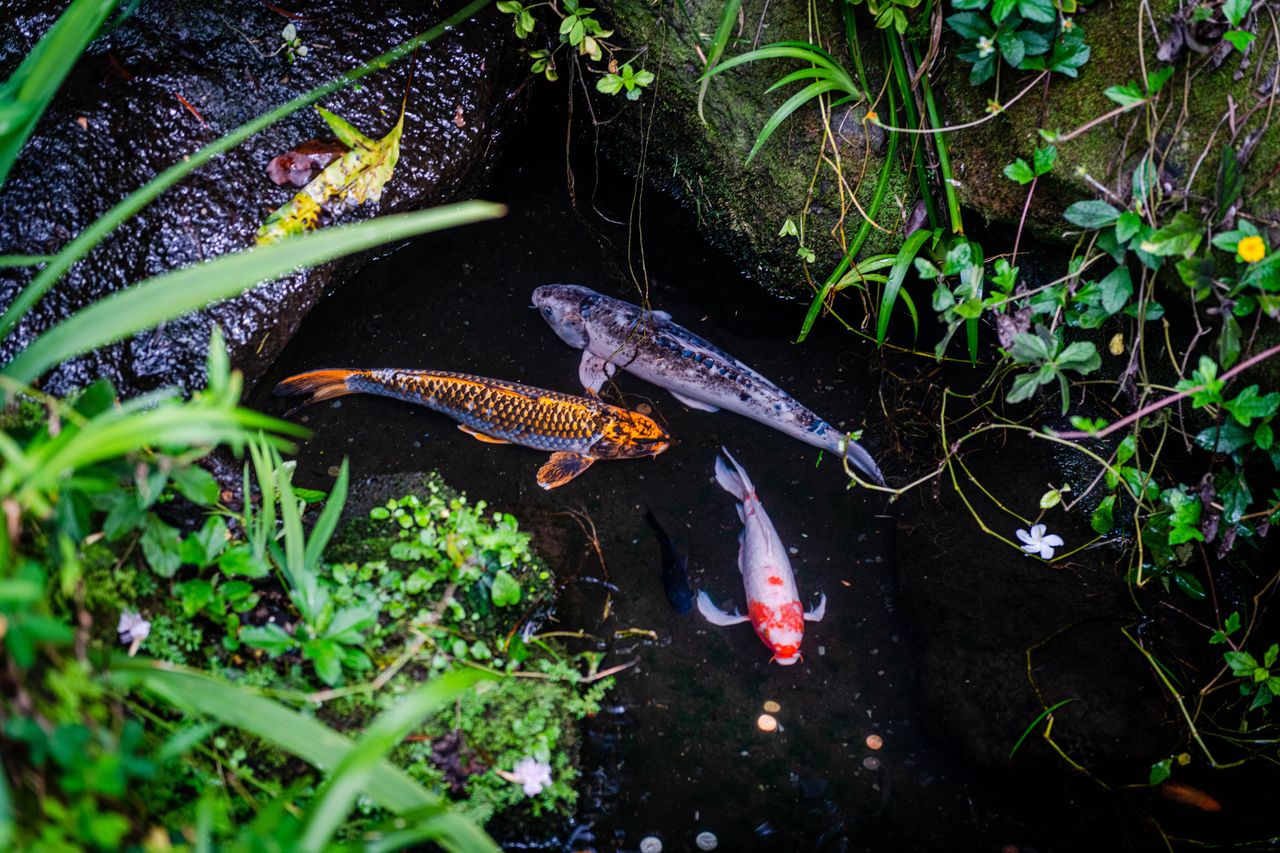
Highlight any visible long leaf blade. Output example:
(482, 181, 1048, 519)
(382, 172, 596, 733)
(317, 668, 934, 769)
(747, 79, 844, 162)
(696, 0, 743, 122)
(299, 670, 494, 852)
(303, 457, 349, 571)
(877, 228, 933, 345)
(2, 202, 505, 384)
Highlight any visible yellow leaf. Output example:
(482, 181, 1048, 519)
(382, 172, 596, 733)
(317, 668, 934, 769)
(256, 102, 405, 246)
(1109, 332, 1124, 355)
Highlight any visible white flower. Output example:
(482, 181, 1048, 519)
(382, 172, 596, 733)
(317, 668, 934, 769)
(117, 611, 151, 656)
(977, 36, 995, 58)
(1016, 524, 1064, 559)
(507, 756, 552, 796)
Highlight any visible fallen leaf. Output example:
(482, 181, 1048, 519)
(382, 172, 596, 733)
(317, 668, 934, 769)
(256, 100, 405, 245)
(266, 138, 349, 187)
(453, 105, 465, 128)
(76, 116, 88, 130)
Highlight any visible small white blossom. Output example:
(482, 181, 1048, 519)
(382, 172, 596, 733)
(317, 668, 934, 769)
(117, 611, 151, 656)
(1016, 524, 1064, 559)
(977, 36, 995, 58)
(506, 756, 552, 796)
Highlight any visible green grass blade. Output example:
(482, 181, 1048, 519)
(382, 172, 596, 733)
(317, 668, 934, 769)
(703, 43, 844, 80)
(747, 79, 844, 162)
(2, 201, 505, 384)
(696, 0, 743, 122)
(299, 670, 494, 853)
(764, 67, 839, 94)
(0, 255, 55, 268)
(0, 0, 492, 342)
(0, 0, 117, 188)
(1009, 698, 1075, 757)
(876, 228, 933, 345)
(109, 658, 470, 816)
(303, 458, 349, 572)
(0, 763, 12, 850)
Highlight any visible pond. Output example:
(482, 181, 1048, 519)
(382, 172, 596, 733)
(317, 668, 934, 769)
(252, 101, 1128, 851)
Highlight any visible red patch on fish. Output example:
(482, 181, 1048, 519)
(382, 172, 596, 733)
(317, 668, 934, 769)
(748, 600, 772, 629)
(767, 575, 783, 585)
(773, 602, 804, 632)
(774, 643, 799, 659)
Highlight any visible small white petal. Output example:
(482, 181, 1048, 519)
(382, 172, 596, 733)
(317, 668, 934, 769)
(1021, 543, 1041, 554)
(1039, 544, 1057, 559)
(1016, 528, 1035, 545)
(1041, 534, 1064, 548)
(1030, 523, 1046, 539)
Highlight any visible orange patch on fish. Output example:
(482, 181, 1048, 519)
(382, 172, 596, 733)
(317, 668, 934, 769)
(767, 575, 784, 586)
(1159, 781, 1222, 813)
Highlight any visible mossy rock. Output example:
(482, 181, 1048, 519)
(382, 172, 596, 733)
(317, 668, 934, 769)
(599, 0, 1279, 295)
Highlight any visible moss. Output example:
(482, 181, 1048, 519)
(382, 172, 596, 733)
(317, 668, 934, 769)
(602, 0, 909, 296)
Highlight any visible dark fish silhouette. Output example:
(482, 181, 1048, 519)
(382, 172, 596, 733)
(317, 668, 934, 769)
(643, 507, 694, 613)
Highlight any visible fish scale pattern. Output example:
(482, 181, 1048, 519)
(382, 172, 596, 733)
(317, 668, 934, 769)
(355, 369, 608, 452)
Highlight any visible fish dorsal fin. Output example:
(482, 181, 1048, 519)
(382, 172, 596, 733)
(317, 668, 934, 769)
(578, 353, 617, 394)
(537, 452, 595, 490)
(458, 424, 511, 444)
(670, 389, 721, 412)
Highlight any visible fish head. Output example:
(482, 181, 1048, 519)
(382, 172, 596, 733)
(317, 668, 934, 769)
(771, 644, 802, 666)
(593, 407, 673, 460)
(533, 284, 595, 348)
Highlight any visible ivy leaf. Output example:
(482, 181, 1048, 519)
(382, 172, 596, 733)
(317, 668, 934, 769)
(1162, 487, 1204, 545)
(1194, 421, 1254, 454)
(257, 102, 405, 245)
(1177, 356, 1225, 406)
(1032, 144, 1057, 176)
(1216, 470, 1252, 525)
(1210, 611, 1242, 644)
(1091, 494, 1116, 534)
(1223, 0, 1252, 27)
(1149, 758, 1172, 785)
(1064, 200, 1121, 229)
(1219, 314, 1242, 370)
(1223, 384, 1280, 426)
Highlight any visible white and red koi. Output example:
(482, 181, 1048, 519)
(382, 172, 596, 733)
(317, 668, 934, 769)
(696, 448, 825, 665)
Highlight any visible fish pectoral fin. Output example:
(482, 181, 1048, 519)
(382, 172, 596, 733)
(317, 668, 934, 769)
(536, 452, 595, 490)
(578, 353, 617, 394)
(457, 424, 511, 444)
(804, 592, 827, 622)
(696, 591, 751, 626)
(670, 390, 721, 413)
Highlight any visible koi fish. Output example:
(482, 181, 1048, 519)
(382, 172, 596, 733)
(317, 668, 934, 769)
(273, 368, 672, 489)
(643, 506, 694, 613)
(696, 448, 825, 665)
(1158, 781, 1222, 813)
(532, 284, 885, 485)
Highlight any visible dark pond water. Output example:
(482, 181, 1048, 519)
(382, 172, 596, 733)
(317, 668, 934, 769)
(250, 104, 1124, 852)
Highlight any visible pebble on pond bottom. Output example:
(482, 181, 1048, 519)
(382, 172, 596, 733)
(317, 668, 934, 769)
(862, 756, 881, 770)
(866, 734, 883, 750)
(695, 831, 719, 850)
(762, 700, 781, 713)
(756, 713, 778, 732)
(639, 836, 662, 853)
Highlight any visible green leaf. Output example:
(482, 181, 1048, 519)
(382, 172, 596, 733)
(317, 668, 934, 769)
(490, 569, 521, 607)
(1006, 371, 1045, 403)
(1223, 0, 1252, 27)
(218, 544, 269, 578)
(1047, 36, 1090, 76)
(1098, 267, 1133, 314)
(1064, 200, 1121, 229)
(1174, 569, 1207, 599)
(1057, 341, 1101, 374)
(1032, 144, 1057, 176)
(1217, 145, 1243, 210)
(946, 12, 993, 39)
(1115, 211, 1142, 243)
(1091, 494, 1116, 534)
(1018, 0, 1055, 22)
(696, 0, 744, 122)
(3, 204, 505, 385)
(1149, 757, 1172, 785)
(1225, 650, 1257, 677)
(1223, 384, 1280, 427)
(1139, 211, 1203, 258)
(990, 0, 1017, 23)
(1224, 30, 1256, 51)
(240, 623, 296, 654)
(877, 229, 932, 345)
(1194, 421, 1253, 454)
(1004, 158, 1035, 184)
(1104, 82, 1145, 108)
(171, 465, 220, 506)
(1217, 470, 1251, 525)
(1010, 331, 1051, 364)
(1163, 488, 1204, 545)
(141, 515, 183, 578)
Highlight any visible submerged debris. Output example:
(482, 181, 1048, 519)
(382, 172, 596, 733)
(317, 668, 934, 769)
(427, 729, 484, 796)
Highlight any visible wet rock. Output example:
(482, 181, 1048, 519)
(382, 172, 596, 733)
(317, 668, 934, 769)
(0, 1, 525, 397)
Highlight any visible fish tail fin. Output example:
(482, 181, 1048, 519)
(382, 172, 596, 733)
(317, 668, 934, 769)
(273, 369, 362, 410)
(714, 446, 754, 499)
(643, 505, 662, 534)
(841, 438, 886, 486)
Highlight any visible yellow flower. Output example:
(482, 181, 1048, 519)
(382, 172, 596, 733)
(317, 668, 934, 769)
(1238, 234, 1267, 263)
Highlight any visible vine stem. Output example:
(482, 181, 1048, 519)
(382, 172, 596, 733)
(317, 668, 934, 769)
(869, 71, 1047, 134)
(1053, 341, 1280, 440)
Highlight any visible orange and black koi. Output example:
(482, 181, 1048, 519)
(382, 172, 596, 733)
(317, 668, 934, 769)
(274, 368, 672, 489)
